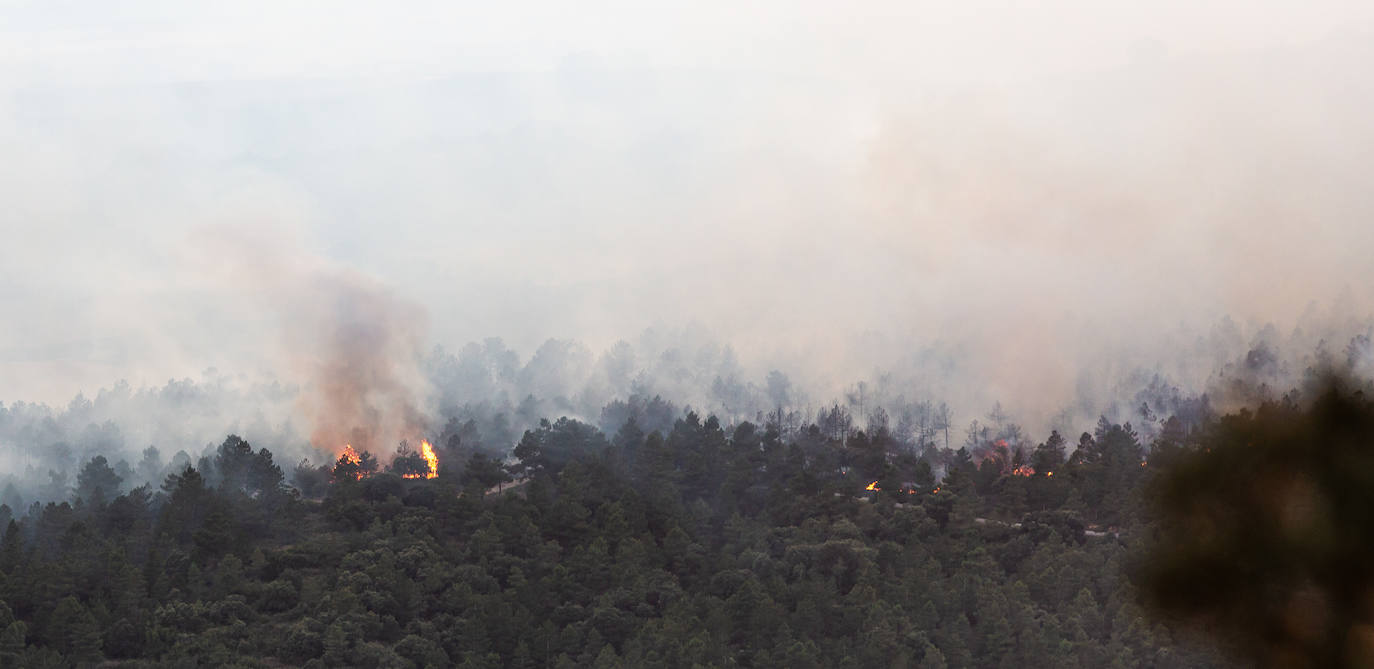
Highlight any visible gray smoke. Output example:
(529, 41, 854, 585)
(1, 2, 1372, 484)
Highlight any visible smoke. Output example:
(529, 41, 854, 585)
(293, 271, 430, 453)
(833, 35, 1374, 428)
(188, 226, 431, 455)
(1, 2, 1373, 461)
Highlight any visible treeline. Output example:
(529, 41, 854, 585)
(0, 396, 1251, 667)
(5, 317, 1349, 515)
(0, 317, 1261, 505)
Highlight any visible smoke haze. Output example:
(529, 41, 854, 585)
(2, 1, 1373, 473)
(188, 227, 432, 454)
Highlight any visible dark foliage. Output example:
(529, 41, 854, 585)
(1138, 376, 1374, 668)
(0, 404, 1254, 667)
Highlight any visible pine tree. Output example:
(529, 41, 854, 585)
(48, 597, 101, 663)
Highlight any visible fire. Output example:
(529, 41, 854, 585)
(866, 480, 880, 491)
(420, 440, 438, 479)
(337, 444, 364, 480)
(1012, 464, 1035, 477)
(401, 440, 439, 479)
(932, 486, 941, 494)
(1046, 471, 1054, 477)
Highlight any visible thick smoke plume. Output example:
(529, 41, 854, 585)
(293, 271, 430, 454)
(191, 227, 431, 456)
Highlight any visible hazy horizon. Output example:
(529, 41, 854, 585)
(4, 1, 1374, 450)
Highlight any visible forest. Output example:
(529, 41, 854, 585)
(6, 366, 1364, 668)
(6, 0, 1374, 664)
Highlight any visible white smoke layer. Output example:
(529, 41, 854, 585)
(1, 2, 1372, 499)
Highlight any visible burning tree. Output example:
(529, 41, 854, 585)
(1030, 430, 1067, 476)
(389, 440, 439, 479)
(331, 446, 378, 482)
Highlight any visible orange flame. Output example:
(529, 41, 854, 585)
(401, 439, 440, 479)
(865, 480, 880, 491)
(420, 440, 438, 479)
(338, 444, 364, 480)
(1046, 471, 1054, 477)
(1012, 464, 1035, 477)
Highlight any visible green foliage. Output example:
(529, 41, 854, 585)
(389, 441, 432, 479)
(47, 596, 101, 662)
(461, 452, 511, 493)
(75, 455, 123, 507)
(0, 396, 1252, 667)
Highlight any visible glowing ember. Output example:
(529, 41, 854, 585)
(1141, 460, 1148, 467)
(866, 480, 880, 491)
(932, 486, 941, 494)
(1046, 471, 1054, 477)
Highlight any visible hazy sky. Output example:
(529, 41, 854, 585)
(3, 1, 1373, 419)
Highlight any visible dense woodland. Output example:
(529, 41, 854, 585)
(2, 378, 1357, 667)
